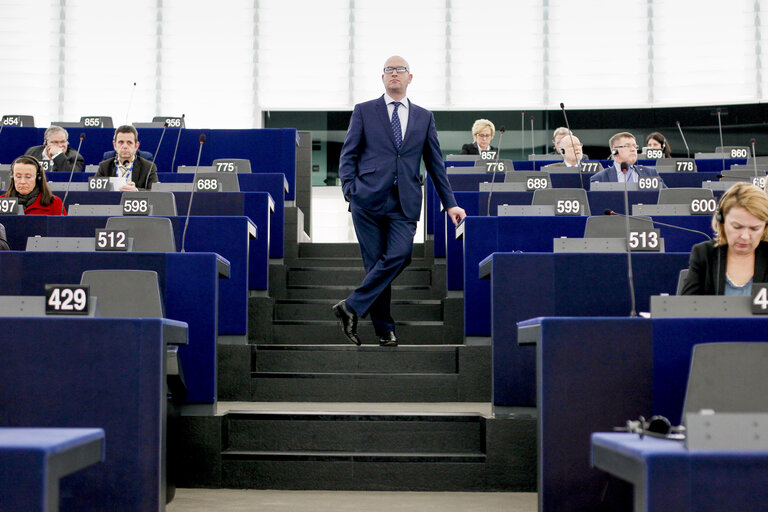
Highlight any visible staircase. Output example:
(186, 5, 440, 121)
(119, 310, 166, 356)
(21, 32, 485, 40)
(178, 241, 536, 491)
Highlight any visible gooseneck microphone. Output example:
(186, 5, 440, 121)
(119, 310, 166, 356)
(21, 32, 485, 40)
(620, 161, 637, 317)
(751, 138, 759, 183)
(560, 102, 584, 189)
(485, 126, 506, 217)
(169, 113, 186, 174)
(717, 108, 725, 173)
(603, 209, 712, 241)
(124, 82, 137, 124)
(146, 122, 168, 190)
(180, 134, 206, 252)
(61, 132, 85, 214)
(676, 121, 691, 159)
(529, 116, 535, 158)
(520, 111, 525, 160)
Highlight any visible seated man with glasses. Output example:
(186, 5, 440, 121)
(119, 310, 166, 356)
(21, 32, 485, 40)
(542, 134, 586, 169)
(24, 125, 84, 173)
(590, 131, 665, 186)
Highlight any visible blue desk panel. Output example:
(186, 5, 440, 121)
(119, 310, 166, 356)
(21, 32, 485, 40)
(445, 158, 746, 173)
(0, 127, 298, 201)
(0, 252, 221, 404)
(485, 252, 688, 406)
(460, 217, 701, 336)
(0, 427, 105, 512)
(60, 191, 272, 287)
(592, 433, 768, 512)
(0, 318, 176, 511)
(524, 316, 768, 512)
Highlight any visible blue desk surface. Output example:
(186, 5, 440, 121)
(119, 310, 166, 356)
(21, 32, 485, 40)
(0, 318, 174, 511)
(0, 428, 105, 512)
(61, 189, 278, 264)
(445, 157, 746, 173)
(0, 126, 299, 201)
(523, 316, 768, 512)
(461, 218, 697, 336)
(592, 432, 768, 512)
(1, 215, 252, 334)
(0, 252, 221, 405)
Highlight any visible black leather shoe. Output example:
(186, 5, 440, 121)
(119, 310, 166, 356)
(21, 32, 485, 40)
(379, 331, 398, 347)
(333, 300, 360, 346)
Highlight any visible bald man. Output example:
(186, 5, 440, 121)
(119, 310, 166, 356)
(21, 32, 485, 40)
(334, 55, 466, 347)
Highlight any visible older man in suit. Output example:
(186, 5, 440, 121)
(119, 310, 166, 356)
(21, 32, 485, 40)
(590, 131, 665, 186)
(25, 126, 84, 173)
(333, 55, 466, 347)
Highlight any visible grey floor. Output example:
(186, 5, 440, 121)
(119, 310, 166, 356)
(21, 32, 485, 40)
(167, 489, 537, 512)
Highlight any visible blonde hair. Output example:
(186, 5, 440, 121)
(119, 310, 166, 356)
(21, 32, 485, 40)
(713, 182, 768, 245)
(471, 119, 495, 138)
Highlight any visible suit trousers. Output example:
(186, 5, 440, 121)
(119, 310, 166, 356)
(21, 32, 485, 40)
(346, 185, 417, 335)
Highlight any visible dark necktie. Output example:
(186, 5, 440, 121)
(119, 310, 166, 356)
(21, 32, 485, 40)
(391, 101, 403, 150)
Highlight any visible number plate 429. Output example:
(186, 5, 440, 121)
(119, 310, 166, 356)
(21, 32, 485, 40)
(45, 285, 90, 315)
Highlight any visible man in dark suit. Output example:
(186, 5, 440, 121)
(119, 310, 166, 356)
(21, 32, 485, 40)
(95, 125, 158, 191)
(25, 126, 84, 173)
(590, 131, 665, 186)
(333, 55, 466, 347)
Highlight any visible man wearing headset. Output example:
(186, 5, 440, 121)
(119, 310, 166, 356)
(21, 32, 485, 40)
(542, 135, 585, 169)
(24, 126, 84, 173)
(590, 132, 665, 186)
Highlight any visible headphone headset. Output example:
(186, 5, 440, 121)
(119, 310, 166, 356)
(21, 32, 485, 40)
(612, 149, 619, 156)
(560, 148, 566, 155)
(10, 156, 43, 185)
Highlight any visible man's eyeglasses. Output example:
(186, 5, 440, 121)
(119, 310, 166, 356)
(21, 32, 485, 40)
(383, 66, 408, 74)
(614, 145, 639, 151)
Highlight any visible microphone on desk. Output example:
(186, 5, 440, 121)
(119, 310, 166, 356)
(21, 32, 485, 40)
(560, 102, 584, 189)
(145, 122, 168, 190)
(180, 133, 206, 253)
(675, 121, 691, 159)
(603, 209, 712, 241)
(529, 116, 535, 159)
(751, 138, 759, 183)
(716, 108, 726, 173)
(61, 132, 85, 214)
(486, 125, 506, 216)
(620, 162, 637, 317)
(520, 111, 525, 161)
(169, 113, 186, 174)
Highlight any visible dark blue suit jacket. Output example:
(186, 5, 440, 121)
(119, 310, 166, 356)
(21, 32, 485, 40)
(339, 95, 457, 221)
(589, 164, 664, 185)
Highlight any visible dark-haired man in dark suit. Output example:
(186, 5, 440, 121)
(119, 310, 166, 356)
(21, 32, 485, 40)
(95, 125, 157, 191)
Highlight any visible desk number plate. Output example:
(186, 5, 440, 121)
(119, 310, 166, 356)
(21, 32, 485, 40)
(45, 284, 89, 315)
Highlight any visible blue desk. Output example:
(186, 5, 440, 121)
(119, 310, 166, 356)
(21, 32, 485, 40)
(60, 191, 273, 287)
(0, 127, 299, 201)
(592, 433, 768, 512)
(444, 158, 746, 173)
(0, 215, 252, 334)
(0, 428, 105, 512)
(0, 318, 181, 511)
(0, 252, 224, 405)
(460, 219, 697, 336)
(521, 316, 768, 512)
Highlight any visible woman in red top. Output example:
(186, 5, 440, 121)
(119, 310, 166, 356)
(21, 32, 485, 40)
(5, 155, 66, 215)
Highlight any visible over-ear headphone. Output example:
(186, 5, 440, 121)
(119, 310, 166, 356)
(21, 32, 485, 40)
(9, 155, 43, 185)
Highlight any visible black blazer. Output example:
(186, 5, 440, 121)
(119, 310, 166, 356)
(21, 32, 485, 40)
(681, 240, 768, 295)
(459, 142, 498, 155)
(95, 155, 158, 191)
(24, 145, 84, 172)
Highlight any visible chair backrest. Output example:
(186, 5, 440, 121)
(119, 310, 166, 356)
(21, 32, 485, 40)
(105, 216, 176, 252)
(193, 172, 240, 192)
(676, 269, 689, 295)
(532, 188, 591, 216)
(212, 158, 252, 174)
(102, 150, 153, 161)
(584, 215, 653, 238)
(657, 187, 714, 205)
(682, 342, 768, 421)
(120, 191, 178, 216)
(80, 270, 164, 317)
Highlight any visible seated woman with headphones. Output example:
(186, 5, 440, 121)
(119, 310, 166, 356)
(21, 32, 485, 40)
(4, 155, 67, 215)
(644, 131, 671, 158)
(681, 182, 768, 295)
